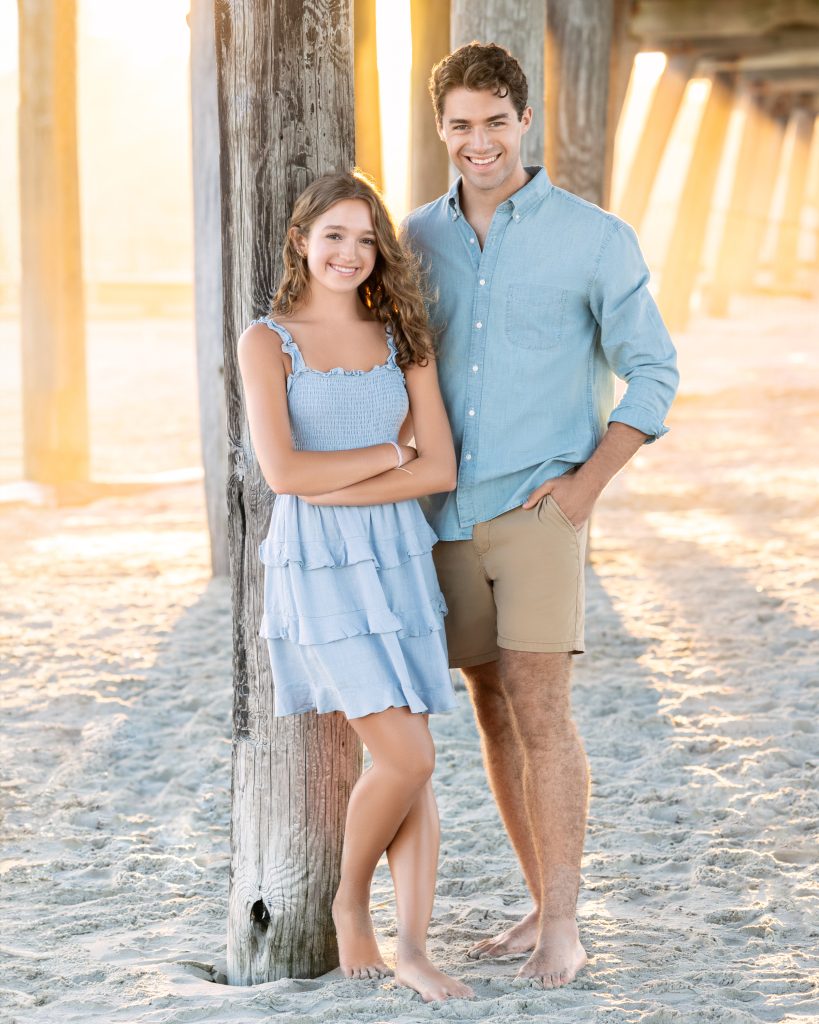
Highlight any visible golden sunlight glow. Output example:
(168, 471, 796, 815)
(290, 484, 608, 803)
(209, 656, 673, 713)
(375, 0, 412, 221)
(80, 0, 190, 61)
(611, 52, 668, 210)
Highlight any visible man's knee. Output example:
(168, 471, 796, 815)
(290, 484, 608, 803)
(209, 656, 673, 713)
(498, 650, 576, 745)
(460, 662, 517, 733)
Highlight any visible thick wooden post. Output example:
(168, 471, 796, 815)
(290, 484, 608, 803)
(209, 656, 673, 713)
(410, 0, 450, 206)
(17, 0, 88, 484)
(450, 0, 545, 167)
(216, 0, 361, 984)
(808, 115, 819, 272)
(657, 72, 736, 332)
(732, 99, 789, 295)
(617, 53, 696, 230)
(354, 0, 382, 186)
(705, 89, 766, 316)
(545, 0, 615, 204)
(603, 0, 639, 209)
(190, 0, 229, 576)
(772, 106, 814, 289)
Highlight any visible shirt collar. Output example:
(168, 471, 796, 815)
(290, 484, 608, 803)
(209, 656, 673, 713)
(447, 165, 552, 222)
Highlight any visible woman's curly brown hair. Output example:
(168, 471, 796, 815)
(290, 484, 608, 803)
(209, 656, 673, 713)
(429, 41, 529, 127)
(270, 170, 434, 369)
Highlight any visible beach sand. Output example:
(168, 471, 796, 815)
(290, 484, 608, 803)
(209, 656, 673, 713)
(1, 295, 817, 1023)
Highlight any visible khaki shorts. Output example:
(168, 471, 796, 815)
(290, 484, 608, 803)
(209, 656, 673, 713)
(432, 495, 588, 668)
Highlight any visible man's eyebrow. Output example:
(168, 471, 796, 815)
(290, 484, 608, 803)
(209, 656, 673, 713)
(446, 112, 511, 125)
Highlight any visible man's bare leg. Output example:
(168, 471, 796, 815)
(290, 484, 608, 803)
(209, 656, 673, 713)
(500, 649, 589, 988)
(460, 659, 543, 958)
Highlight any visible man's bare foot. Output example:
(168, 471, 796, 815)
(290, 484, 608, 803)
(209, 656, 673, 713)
(396, 946, 475, 1002)
(515, 917, 587, 989)
(331, 891, 393, 980)
(467, 907, 540, 959)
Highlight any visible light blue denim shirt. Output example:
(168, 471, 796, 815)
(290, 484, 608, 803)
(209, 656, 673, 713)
(402, 166, 679, 541)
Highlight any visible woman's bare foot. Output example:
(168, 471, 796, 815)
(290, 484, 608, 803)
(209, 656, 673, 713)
(396, 945, 475, 1002)
(515, 917, 587, 988)
(467, 907, 540, 959)
(331, 891, 392, 980)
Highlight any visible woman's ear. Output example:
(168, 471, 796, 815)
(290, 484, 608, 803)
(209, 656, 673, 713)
(289, 226, 306, 257)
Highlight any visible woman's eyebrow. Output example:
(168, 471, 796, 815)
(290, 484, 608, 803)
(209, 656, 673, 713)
(322, 224, 375, 234)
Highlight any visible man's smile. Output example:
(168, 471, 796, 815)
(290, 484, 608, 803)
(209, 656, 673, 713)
(465, 153, 501, 166)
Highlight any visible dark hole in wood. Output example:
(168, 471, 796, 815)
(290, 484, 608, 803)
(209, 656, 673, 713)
(250, 898, 270, 928)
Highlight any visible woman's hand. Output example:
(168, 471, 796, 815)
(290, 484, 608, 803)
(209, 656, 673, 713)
(398, 444, 418, 467)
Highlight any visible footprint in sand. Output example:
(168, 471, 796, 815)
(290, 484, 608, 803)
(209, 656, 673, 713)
(772, 848, 815, 865)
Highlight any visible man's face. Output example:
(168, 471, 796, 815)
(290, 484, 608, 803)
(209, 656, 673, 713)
(438, 86, 532, 193)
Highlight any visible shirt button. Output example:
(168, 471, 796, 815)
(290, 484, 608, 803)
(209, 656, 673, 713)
(464, 452, 472, 461)
(479, 278, 486, 286)
(472, 364, 479, 372)
(514, 213, 520, 221)
(469, 237, 475, 244)
(468, 409, 475, 416)
(475, 321, 482, 329)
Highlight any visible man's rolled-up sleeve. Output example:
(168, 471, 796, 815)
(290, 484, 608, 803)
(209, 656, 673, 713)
(590, 218, 679, 443)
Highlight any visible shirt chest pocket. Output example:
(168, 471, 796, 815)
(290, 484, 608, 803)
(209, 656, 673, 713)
(505, 283, 569, 350)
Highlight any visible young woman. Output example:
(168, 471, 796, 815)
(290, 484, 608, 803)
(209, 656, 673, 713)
(237, 171, 473, 1003)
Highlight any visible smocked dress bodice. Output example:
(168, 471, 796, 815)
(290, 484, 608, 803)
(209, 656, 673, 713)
(265, 316, 409, 452)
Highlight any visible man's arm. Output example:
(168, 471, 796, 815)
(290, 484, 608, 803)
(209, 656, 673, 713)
(523, 218, 678, 526)
(522, 421, 646, 523)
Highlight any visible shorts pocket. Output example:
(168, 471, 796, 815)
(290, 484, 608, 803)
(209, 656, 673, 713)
(505, 283, 568, 350)
(540, 493, 581, 534)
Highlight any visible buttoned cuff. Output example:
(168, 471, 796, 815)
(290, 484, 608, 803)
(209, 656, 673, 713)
(608, 404, 670, 444)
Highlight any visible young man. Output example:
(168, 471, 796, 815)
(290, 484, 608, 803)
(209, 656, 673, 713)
(402, 43, 679, 989)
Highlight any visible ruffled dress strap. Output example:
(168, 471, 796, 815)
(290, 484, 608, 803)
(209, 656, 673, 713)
(251, 315, 306, 376)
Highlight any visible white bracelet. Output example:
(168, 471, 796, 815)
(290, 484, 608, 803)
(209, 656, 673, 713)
(388, 440, 403, 468)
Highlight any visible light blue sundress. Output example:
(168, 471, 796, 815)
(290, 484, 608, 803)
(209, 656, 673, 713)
(252, 316, 458, 720)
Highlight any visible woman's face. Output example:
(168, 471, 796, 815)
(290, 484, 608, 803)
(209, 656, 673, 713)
(299, 199, 378, 295)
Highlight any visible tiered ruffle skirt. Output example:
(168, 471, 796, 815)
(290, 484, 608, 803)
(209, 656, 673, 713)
(259, 494, 458, 719)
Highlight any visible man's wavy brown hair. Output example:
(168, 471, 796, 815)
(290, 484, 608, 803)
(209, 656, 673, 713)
(270, 170, 433, 368)
(429, 41, 529, 127)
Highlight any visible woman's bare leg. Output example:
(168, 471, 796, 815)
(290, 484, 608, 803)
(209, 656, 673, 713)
(332, 706, 436, 980)
(386, 755, 475, 1001)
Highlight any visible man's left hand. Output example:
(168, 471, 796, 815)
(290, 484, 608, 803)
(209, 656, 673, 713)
(521, 471, 602, 529)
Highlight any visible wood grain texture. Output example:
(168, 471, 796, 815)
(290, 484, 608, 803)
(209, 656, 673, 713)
(545, 0, 614, 205)
(17, 0, 88, 483)
(450, 0, 545, 167)
(215, 0, 362, 984)
(191, 0, 229, 576)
